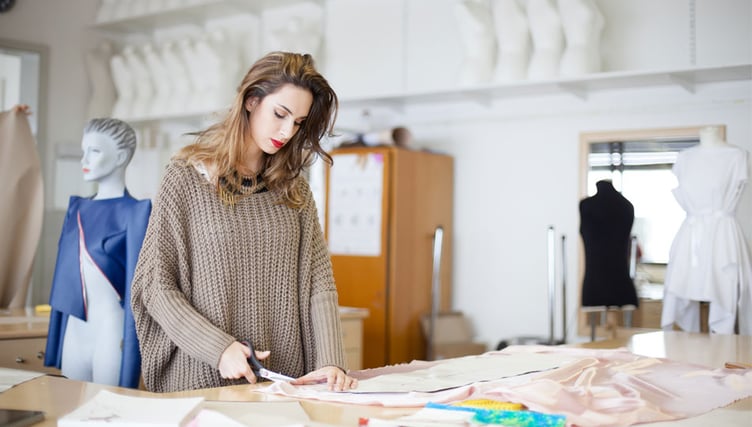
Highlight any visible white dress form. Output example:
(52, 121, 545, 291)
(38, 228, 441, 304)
(95, 0, 118, 23)
(492, 0, 531, 82)
(207, 29, 240, 109)
(141, 42, 171, 117)
(122, 45, 154, 119)
(557, 0, 605, 76)
(160, 41, 192, 115)
(85, 42, 117, 118)
(526, 0, 564, 80)
(176, 38, 204, 113)
(454, 0, 497, 86)
(661, 127, 752, 334)
(109, 53, 135, 119)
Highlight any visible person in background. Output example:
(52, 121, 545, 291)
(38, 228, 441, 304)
(130, 51, 357, 393)
(45, 118, 151, 388)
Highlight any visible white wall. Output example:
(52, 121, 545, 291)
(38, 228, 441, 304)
(1, 0, 751, 346)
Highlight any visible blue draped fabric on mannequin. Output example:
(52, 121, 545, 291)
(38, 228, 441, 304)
(45, 192, 151, 388)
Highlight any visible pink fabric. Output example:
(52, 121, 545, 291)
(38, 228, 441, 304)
(258, 346, 752, 426)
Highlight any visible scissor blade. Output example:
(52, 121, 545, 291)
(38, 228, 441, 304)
(259, 368, 294, 382)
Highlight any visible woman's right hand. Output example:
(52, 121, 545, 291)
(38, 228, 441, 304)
(218, 341, 270, 384)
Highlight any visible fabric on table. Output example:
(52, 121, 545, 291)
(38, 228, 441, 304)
(258, 345, 752, 427)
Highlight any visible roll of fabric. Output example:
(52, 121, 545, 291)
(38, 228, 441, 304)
(0, 108, 44, 308)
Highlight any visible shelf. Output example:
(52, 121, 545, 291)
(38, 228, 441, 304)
(92, 0, 315, 33)
(122, 64, 751, 125)
(339, 63, 752, 110)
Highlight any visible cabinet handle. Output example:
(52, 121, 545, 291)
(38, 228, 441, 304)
(37, 351, 45, 359)
(15, 356, 25, 363)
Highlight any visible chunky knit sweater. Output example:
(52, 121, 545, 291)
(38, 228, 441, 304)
(131, 160, 346, 392)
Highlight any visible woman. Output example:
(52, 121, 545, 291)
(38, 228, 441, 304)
(131, 52, 357, 392)
(45, 117, 151, 388)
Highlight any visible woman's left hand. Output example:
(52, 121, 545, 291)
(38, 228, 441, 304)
(291, 366, 357, 391)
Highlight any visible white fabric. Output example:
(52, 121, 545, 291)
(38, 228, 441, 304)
(662, 144, 752, 334)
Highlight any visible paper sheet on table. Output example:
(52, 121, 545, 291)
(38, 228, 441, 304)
(0, 367, 45, 392)
(353, 352, 571, 393)
(197, 401, 311, 427)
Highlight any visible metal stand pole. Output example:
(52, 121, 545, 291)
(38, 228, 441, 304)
(427, 226, 443, 361)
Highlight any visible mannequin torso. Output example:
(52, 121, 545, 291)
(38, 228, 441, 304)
(454, 0, 497, 86)
(558, 0, 605, 76)
(492, 0, 530, 82)
(526, 0, 564, 79)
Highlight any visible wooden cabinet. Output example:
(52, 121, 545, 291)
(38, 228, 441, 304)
(326, 146, 453, 368)
(0, 309, 59, 375)
(339, 307, 368, 371)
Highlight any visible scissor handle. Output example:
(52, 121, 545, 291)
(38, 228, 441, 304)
(240, 340, 264, 376)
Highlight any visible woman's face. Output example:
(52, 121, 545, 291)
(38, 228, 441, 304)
(245, 83, 313, 158)
(81, 132, 124, 182)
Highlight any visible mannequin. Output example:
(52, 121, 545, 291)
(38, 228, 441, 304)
(96, 0, 118, 22)
(159, 40, 192, 114)
(492, 0, 531, 82)
(122, 45, 154, 119)
(558, 0, 605, 76)
(266, 14, 323, 60)
(526, 0, 565, 80)
(140, 42, 171, 116)
(579, 180, 639, 308)
(454, 0, 497, 86)
(85, 41, 117, 118)
(207, 29, 240, 108)
(699, 125, 727, 147)
(109, 52, 134, 119)
(662, 127, 751, 334)
(44, 118, 151, 388)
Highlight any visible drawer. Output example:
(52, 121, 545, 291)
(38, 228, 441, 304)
(341, 318, 362, 351)
(0, 337, 60, 374)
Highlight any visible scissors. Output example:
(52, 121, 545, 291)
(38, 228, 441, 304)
(240, 340, 294, 383)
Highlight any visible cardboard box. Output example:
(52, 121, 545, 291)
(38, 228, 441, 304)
(422, 311, 487, 360)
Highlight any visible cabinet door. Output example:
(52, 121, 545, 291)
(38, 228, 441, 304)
(388, 149, 453, 364)
(327, 147, 392, 368)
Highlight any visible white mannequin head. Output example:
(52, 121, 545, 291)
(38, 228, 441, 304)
(699, 125, 726, 147)
(81, 118, 137, 198)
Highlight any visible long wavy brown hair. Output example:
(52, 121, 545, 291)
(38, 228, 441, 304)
(175, 51, 337, 208)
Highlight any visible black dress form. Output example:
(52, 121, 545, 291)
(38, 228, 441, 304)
(579, 180, 638, 307)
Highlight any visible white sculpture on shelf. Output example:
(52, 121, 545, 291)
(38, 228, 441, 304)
(121, 45, 154, 119)
(85, 41, 117, 119)
(558, 0, 605, 76)
(109, 52, 135, 119)
(141, 42, 172, 117)
(454, 0, 497, 86)
(111, 0, 135, 21)
(176, 38, 204, 113)
(526, 0, 564, 80)
(96, 0, 118, 23)
(264, 4, 324, 60)
(189, 29, 239, 113)
(492, 0, 531, 82)
(159, 40, 192, 115)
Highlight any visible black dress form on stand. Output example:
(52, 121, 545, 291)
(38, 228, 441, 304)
(579, 180, 638, 308)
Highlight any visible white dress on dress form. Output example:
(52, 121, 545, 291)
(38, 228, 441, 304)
(662, 144, 752, 334)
